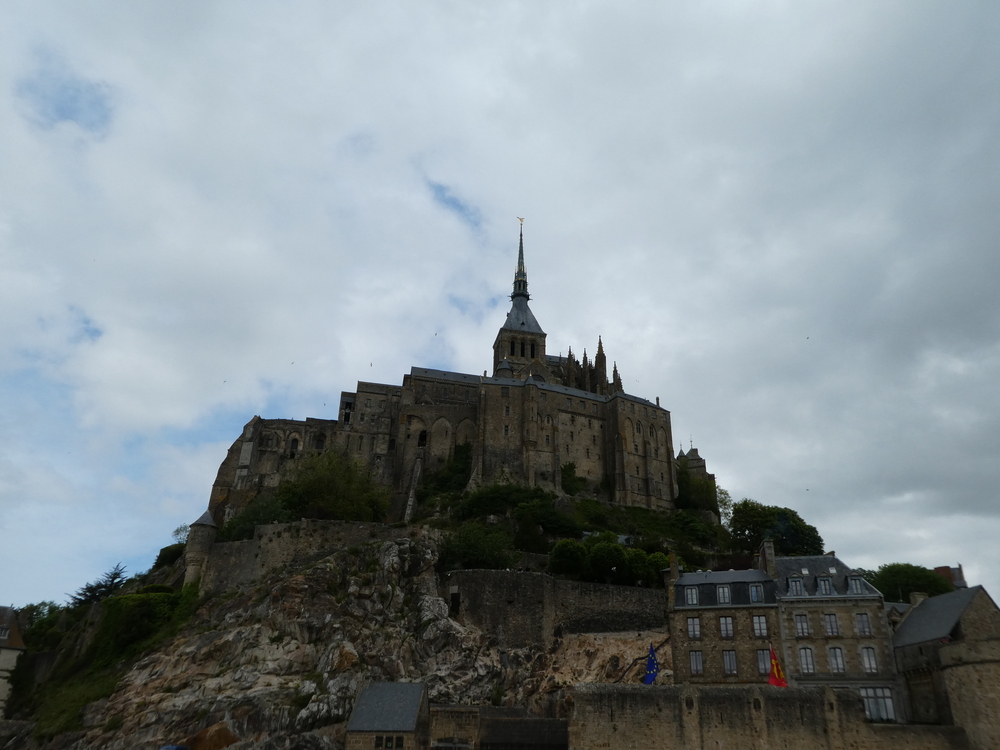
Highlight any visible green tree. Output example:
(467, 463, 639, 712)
(68, 564, 127, 607)
(729, 499, 823, 556)
(560, 462, 587, 496)
(866, 563, 954, 602)
(217, 493, 292, 542)
(588, 541, 626, 583)
(716, 487, 734, 528)
(277, 450, 389, 523)
(549, 539, 588, 576)
(439, 521, 519, 571)
(674, 458, 720, 514)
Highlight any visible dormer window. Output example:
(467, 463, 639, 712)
(717, 585, 731, 604)
(850, 577, 865, 595)
(749, 583, 764, 602)
(789, 578, 804, 596)
(685, 587, 699, 605)
(818, 578, 832, 595)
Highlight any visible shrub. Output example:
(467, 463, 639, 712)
(277, 451, 390, 523)
(549, 539, 588, 576)
(560, 463, 587, 496)
(439, 521, 519, 571)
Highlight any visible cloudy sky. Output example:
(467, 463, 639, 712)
(2, 2, 998, 607)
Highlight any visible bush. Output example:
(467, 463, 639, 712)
(278, 451, 390, 523)
(560, 463, 588, 496)
(457, 484, 554, 520)
(549, 539, 588, 576)
(218, 493, 292, 542)
(439, 521, 519, 571)
(588, 541, 626, 583)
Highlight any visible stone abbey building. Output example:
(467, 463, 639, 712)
(207, 228, 710, 524)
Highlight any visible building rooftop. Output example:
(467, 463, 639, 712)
(892, 586, 985, 648)
(500, 295, 544, 334)
(676, 569, 774, 585)
(774, 555, 881, 598)
(347, 682, 426, 733)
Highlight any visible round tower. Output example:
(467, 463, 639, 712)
(183, 510, 218, 587)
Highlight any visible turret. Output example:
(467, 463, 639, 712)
(183, 510, 218, 587)
(594, 337, 608, 394)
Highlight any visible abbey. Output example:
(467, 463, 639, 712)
(207, 227, 710, 524)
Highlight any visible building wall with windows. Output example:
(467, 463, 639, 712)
(667, 568, 781, 684)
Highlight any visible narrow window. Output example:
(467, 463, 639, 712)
(824, 614, 839, 636)
(850, 577, 865, 595)
(530, 343, 536, 358)
(719, 616, 734, 639)
(546, 415, 552, 424)
(753, 615, 768, 638)
(799, 647, 816, 674)
(520, 341, 526, 356)
(510, 340, 515, 356)
(650, 426, 655, 437)
(795, 613, 810, 637)
(314, 434, 326, 450)
(717, 585, 731, 604)
(545, 435, 550, 445)
(586, 449, 590, 458)
(723, 650, 737, 675)
(757, 649, 771, 675)
(829, 647, 845, 673)
(358, 435, 364, 450)
(689, 651, 704, 675)
(290, 438, 299, 456)
(818, 578, 832, 595)
(369, 436, 375, 452)
(636, 421, 642, 433)
(687, 617, 701, 639)
(570, 431, 574, 441)
(859, 687, 895, 722)
(789, 578, 803, 596)
(505, 405, 510, 417)
(504, 425, 509, 436)
(856, 612, 872, 636)
(685, 587, 699, 605)
(417, 431, 427, 447)
(862, 647, 878, 674)
(750, 583, 764, 602)
(592, 434, 596, 445)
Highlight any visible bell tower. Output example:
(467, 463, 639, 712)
(493, 221, 547, 376)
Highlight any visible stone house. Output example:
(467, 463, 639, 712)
(0, 607, 26, 714)
(346, 682, 429, 750)
(892, 585, 1000, 726)
(204, 226, 707, 526)
(666, 559, 781, 684)
(760, 541, 902, 721)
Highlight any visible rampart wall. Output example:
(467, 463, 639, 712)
(445, 570, 666, 647)
(941, 640, 1000, 750)
(201, 520, 399, 594)
(568, 684, 971, 750)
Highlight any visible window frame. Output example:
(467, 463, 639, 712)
(689, 650, 704, 675)
(719, 616, 734, 639)
(824, 613, 840, 636)
(685, 586, 699, 605)
(859, 687, 895, 722)
(716, 585, 731, 604)
(862, 646, 878, 674)
(752, 615, 768, 638)
(856, 612, 872, 636)
(687, 617, 701, 640)
(829, 647, 845, 674)
(789, 578, 804, 596)
(818, 578, 832, 595)
(723, 650, 738, 675)
(795, 613, 810, 637)
(749, 583, 764, 603)
(799, 647, 816, 675)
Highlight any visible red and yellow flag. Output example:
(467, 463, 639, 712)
(768, 646, 788, 687)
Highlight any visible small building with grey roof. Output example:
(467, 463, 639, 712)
(346, 682, 429, 750)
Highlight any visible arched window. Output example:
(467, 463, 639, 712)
(530, 342, 536, 358)
(314, 434, 326, 450)
(649, 425, 655, 438)
(520, 341, 526, 357)
(289, 437, 299, 456)
(510, 340, 516, 356)
(636, 421, 642, 434)
(418, 430, 427, 447)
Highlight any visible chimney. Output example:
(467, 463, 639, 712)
(760, 538, 777, 578)
(910, 591, 929, 608)
(667, 553, 680, 611)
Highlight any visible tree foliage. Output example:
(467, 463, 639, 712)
(864, 563, 954, 602)
(439, 521, 519, 571)
(68, 564, 127, 607)
(277, 450, 390, 522)
(729, 499, 823, 556)
(218, 493, 292, 542)
(560, 462, 587, 496)
(674, 458, 720, 514)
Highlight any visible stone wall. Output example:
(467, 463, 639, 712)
(941, 639, 1000, 750)
(444, 570, 666, 648)
(201, 520, 401, 594)
(568, 684, 971, 750)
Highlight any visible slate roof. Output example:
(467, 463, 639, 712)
(500, 296, 544, 334)
(774, 555, 880, 597)
(676, 569, 773, 585)
(892, 586, 984, 648)
(347, 682, 426, 733)
(191, 510, 217, 528)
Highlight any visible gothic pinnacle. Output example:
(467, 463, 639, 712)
(512, 218, 529, 299)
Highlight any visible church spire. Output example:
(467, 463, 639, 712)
(512, 218, 529, 299)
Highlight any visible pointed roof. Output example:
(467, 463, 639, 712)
(500, 223, 545, 334)
(192, 510, 217, 528)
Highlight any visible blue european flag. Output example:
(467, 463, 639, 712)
(643, 643, 658, 684)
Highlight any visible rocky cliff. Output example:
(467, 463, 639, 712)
(3, 529, 667, 750)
